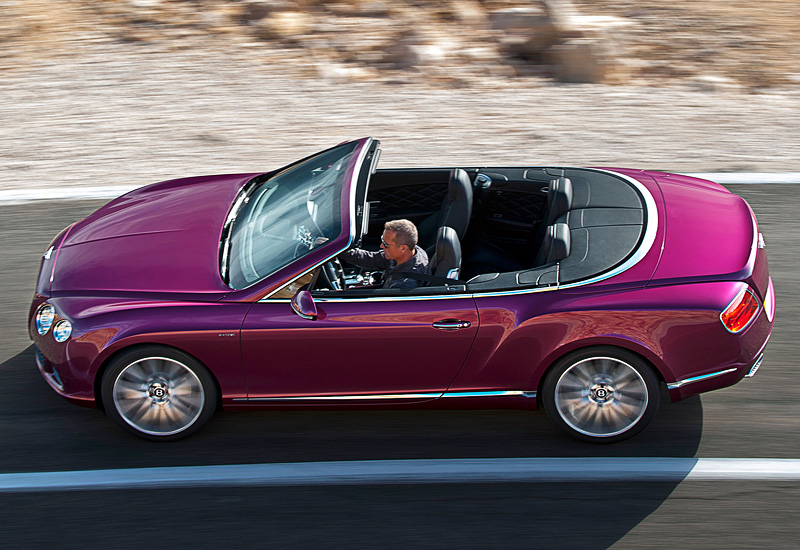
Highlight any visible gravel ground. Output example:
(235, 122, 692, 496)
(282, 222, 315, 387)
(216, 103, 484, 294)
(2, 41, 799, 194)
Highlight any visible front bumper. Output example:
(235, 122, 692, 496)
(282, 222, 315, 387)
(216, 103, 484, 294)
(30, 296, 99, 408)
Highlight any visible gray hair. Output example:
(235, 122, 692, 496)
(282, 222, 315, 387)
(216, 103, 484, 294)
(384, 219, 418, 249)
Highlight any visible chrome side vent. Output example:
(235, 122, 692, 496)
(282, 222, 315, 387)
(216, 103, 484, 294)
(746, 354, 764, 378)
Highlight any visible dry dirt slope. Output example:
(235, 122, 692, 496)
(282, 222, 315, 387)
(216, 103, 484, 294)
(1, 0, 799, 88)
(0, 0, 799, 195)
(573, 0, 800, 88)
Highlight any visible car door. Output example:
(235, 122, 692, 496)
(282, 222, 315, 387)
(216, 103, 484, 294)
(240, 291, 479, 400)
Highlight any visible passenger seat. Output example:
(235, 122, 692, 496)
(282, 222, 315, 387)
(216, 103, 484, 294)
(429, 226, 462, 281)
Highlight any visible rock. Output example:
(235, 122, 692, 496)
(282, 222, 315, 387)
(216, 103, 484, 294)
(253, 11, 313, 40)
(546, 38, 612, 83)
(488, 1, 631, 83)
(489, 5, 550, 32)
(384, 42, 443, 69)
(489, 6, 561, 60)
(687, 75, 741, 92)
(322, 1, 392, 18)
(242, 0, 298, 23)
(448, 0, 487, 26)
(316, 60, 378, 83)
(382, 30, 459, 69)
(128, 0, 163, 7)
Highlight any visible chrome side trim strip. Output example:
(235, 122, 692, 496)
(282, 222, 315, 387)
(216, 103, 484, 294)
(233, 390, 537, 402)
(667, 368, 738, 390)
(234, 392, 442, 402)
(313, 293, 475, 303)
(441, 390, 537, 399)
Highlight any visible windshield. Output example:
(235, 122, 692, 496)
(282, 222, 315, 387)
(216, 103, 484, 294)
(224, 141, 358, 289)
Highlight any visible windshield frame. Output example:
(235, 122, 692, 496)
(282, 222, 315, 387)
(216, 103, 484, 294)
(219, 138, 375, 299)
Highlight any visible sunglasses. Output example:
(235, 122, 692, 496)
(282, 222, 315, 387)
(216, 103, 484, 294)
(381, 237, 400, 248)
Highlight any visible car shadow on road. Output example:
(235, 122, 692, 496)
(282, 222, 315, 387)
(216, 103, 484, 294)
(1, 345, 702, 549)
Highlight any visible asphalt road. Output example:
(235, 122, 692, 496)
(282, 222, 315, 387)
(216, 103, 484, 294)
(1, 185, 798, 549)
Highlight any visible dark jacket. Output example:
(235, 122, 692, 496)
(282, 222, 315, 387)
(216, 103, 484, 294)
(342, 246, 429, 289)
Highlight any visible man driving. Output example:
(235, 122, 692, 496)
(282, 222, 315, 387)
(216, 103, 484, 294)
(342, 219, 429, 289)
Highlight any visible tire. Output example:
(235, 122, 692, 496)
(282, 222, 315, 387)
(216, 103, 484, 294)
(101, 346, 217, 442)
(542, 347, 661, 444)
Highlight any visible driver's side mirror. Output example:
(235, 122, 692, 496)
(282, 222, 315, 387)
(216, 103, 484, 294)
(290, 290, 318, 320)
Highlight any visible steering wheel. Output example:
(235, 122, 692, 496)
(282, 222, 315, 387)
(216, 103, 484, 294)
(321, 258, 346, 291)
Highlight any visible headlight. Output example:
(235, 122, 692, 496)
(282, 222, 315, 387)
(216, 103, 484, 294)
(53, 320, 72, 342)
(36, 304, 55, 335)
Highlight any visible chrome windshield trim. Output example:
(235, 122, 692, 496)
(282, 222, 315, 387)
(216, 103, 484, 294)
(347, 138, 373, 249)
(667, 368, 738, 390)
(233, 389, 536, 402)
(260, 139, 373, 302)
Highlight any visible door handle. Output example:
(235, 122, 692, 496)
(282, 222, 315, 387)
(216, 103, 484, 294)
(432, 319, 472, 331)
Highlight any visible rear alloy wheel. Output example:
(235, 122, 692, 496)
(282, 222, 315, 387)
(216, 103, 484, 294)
(101, 347, 217, 441)
(542, 348, 660, 443)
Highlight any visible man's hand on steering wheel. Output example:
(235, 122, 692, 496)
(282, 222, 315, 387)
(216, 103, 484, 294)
(322, 257, 346, 290)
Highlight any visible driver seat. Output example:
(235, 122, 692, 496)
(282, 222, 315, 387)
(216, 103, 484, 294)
(418, 169, 473, 256)
(429, 226, 462, 282)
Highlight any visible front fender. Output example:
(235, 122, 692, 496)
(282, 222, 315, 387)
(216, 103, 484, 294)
(43, 296, 251, 403)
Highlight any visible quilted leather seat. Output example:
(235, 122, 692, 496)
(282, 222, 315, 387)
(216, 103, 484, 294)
(417, 169, 473, 255)
(430, 226, 462, 281)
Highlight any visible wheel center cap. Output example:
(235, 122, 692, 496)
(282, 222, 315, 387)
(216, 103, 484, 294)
(148, 382, 170, 403)
(590, 384, 613, 403)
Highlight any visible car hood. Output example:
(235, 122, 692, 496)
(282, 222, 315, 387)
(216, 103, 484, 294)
(49, 173, 258, 299)
(646, 172, 761, 288)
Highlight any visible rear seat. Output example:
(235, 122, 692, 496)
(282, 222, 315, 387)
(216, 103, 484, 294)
(468, 176, 573, 274)
(468, 170, 647, 291)
(555, 207, 643, 229)
(533, 222, 571, 267)
(526, 176, 572, 253)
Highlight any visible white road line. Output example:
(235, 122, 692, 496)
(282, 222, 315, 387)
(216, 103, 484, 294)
(0, 173, 799, 205)
(0, 185, 139, 205)
(684, 172, 800, 184)
(2, 458, 800, 493)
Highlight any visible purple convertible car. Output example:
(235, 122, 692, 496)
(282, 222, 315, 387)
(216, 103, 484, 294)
(29, 138, 774, 442)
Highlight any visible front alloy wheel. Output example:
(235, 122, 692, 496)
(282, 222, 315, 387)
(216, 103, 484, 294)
(101, 347, 217, 441)
(542, 348, 660, 443)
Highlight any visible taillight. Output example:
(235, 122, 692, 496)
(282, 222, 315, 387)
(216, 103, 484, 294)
(720, 287, 760, 333)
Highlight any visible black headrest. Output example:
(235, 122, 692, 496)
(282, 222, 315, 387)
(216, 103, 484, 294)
(545, 223, 571, 264)
(546, 177, 573, 225)
(448, 169, 473, 205)
(431, 226, 462, 280)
